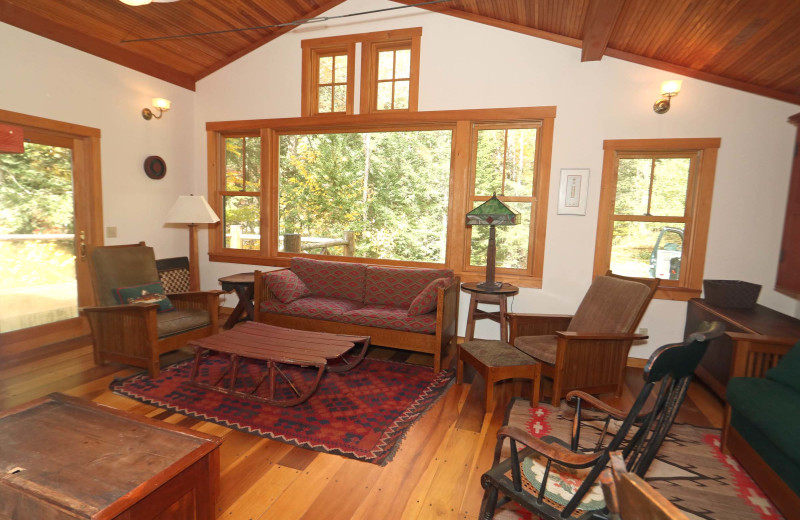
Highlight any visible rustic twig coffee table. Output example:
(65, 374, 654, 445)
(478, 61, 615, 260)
(188, 321, 370, 407)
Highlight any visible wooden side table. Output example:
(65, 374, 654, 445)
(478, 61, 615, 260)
(219, 272, 255, 329)
(461, 282, 519, 342)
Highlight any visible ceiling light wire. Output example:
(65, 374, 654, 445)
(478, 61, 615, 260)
(120, 0, 452, 43)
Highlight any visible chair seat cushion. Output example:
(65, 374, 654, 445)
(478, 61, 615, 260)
(514, 335, 557, 365)
(156, 309, 209, 337)
(510, 450, 605, 515)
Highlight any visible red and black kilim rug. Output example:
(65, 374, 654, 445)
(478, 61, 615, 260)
(110, 355, 453, 465)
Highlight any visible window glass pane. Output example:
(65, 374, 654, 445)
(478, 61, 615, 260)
(615, 158, 652, 215)
(504, 128, 536, 196)
(609, 221, 684, 279)
(469, 201, 531, 270)
(278, 130, 453, 263)
(395, 48, 411, 78)
(333, 54, 348, 83)
(244, 137, 261, 192)
(377, 82, 393, 110)
(474, 129, 506, 195)
(333, 85, 347, 112)
(225, 137, 244, 191)
(318, 55, 333, 84)
(394, 80, 409, 109)
(650, 158, 690, 216)
(224, 196, 260, 250)
(378, 50, 394, 80)
(318, 86, 332, 113)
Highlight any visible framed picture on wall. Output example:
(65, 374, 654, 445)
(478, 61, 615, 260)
(557, 168, 589, 215)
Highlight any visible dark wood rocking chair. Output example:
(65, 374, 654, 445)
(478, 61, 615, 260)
(479, 321, 724, 520)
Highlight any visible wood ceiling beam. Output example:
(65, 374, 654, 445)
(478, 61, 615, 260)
(0, 2, 196, 91)
(580, 0, 625, 62)
(194, 0, 349, 82)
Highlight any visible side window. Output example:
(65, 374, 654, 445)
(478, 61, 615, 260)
(594, 139, 720, 299)
(301, 42, 355, 116)
(222, 135, 261, 250)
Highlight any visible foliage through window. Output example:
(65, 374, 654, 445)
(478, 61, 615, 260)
(594, 139, 720, 299)
(373, 45, 412, 110)
(223, 136, 261, 250)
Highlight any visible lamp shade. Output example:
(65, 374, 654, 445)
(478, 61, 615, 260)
(465, 194, 519, 226)
(165, 195, 220, 224)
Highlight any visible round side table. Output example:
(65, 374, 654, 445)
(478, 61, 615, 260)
(461, 282, 519, 342)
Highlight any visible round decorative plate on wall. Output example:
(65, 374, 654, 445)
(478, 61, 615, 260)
(144, 155, 167, 180)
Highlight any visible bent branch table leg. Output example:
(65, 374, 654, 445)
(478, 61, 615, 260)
(219, 272, 255, 329)
(188, 321, 370, 407)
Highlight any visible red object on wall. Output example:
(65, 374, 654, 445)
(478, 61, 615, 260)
(0, 123, 24, 153)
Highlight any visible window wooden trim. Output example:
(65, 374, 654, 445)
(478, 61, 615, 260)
(206, 106, 556, 288)
(359, 28, 421, 113)
(593, 138, 720, 300)
(301, 40, 356, 116)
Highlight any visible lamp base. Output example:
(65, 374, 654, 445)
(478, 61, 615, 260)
(476, 280, 504, 291)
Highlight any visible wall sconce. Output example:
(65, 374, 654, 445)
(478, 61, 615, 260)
(653, 80, 682, 114)
(142, 98, 171, 120)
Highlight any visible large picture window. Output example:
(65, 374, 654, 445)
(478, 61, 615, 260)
(208, 107, 555, 287)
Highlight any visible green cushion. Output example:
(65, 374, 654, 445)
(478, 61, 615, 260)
(727, 377, 800, 494)
(766, 340, 800, 393)
(112, 281, 174, 312)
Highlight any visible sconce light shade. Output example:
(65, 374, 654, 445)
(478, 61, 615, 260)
(654, 80, 682, 114)
(120, 0, 151, 4)
(142, 98, 171, 120)
(165, 195, 220, 225)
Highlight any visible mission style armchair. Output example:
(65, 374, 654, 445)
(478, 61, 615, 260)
(82, 243, 222, 378)
(507, 271, 659, 406)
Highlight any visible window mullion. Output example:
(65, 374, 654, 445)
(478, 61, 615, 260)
(646, 158, 656, 216)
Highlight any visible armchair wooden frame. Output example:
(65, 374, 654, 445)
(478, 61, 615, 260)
(82, 243, 222, 378)
(507, 272, 658, 406)
(721, 332, 800, 518)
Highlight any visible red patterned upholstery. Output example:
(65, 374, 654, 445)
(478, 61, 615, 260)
(364, 266, 453, 308)
(265, 269, 311, 303)
(291, 257, 367, 302)
(407, 277, 450, 316)
(259, 296, 362, 322)
(339, 305, 438, 334)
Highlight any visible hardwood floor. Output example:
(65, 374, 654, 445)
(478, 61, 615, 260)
(0, 333, 724, 520)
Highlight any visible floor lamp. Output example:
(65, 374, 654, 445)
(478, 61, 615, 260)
(165, 195, 220, 291)
(465, 193, 519, 291)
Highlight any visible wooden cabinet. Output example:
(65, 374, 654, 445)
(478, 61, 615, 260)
(684, 298, 800, 399)
(776, 112, 800, 295)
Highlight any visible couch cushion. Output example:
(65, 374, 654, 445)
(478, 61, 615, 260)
(340, 304, 438, 334)
(266, 269, 311, 304)
(364, 266, 453, 308)
(157, 309, 209, 337)
(567, 275, 652, 333)
(514, 335, 557, 365)
(727, 377, 800, 495)
(291, 257, 367, 302)
(408, 277, 450, 316)
(766, 340, 800, 394)
(260, 296, 362, 322)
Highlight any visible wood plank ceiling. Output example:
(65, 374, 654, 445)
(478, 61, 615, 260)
(1, 0, 798, 105)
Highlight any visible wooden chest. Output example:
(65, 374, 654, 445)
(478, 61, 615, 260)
(0, 393, 221, 520)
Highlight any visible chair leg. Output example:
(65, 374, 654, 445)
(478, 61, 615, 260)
(550, 376, 562, 407)
(456, 347, 464, 384)
(479, 486, 499, 520)
(484, 374, 494, 412)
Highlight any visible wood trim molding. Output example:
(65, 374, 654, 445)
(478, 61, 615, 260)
(580, 0, 625, 62)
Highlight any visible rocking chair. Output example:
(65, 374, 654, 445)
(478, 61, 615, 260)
(479, 321, 724, 520)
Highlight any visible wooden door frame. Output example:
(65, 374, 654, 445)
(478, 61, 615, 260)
(0, 109, 103, 354)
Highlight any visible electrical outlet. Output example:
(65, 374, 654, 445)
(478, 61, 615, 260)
(638, 327, 648, 335)
(106, 226, 117, 238)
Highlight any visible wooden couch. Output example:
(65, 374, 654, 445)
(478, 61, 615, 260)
(722, 332, 800, 518)
(253, 257, 459, 372)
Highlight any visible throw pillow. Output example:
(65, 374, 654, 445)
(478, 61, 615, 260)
(407, 277, 450, 316)
(766, 339, 800, 393)
(112, 281, 174, 312)
(267, 269, 311, 304)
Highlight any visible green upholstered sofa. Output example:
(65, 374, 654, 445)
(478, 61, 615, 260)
(723, 333, 800, 518)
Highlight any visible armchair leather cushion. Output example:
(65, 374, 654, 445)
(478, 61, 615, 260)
(112, 281, 174, 312)
(514, 335, 558, 365)
(567, 276, 654, 333)
(266, 269, 311, 304)
(157, 309, 210, 337)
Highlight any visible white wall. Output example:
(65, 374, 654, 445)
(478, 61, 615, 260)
(0, 22, 195, 260)
(3, 0, 797, 359)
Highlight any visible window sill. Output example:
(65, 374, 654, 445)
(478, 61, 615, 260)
(654, 286, 701, 301)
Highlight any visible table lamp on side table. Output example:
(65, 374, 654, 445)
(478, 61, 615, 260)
(465, 193, 519, 291)
(165, 195, 220, 291)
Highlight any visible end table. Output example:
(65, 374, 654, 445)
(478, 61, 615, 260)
(461, 282, 519, 342)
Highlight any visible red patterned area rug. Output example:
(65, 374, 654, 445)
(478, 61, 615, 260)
(110, 355, 453, 465)
(492, 399, 784, 520)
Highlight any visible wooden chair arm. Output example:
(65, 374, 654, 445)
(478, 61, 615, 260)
(507, 313, 574, 340)
(566, 391, 629, 420)
(169, 290, 223, 312)
(556, 331, 649, 341)
(497, 425, 602, 467)
(727, 333, 796, 379)
(81, 303, 159, 314)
